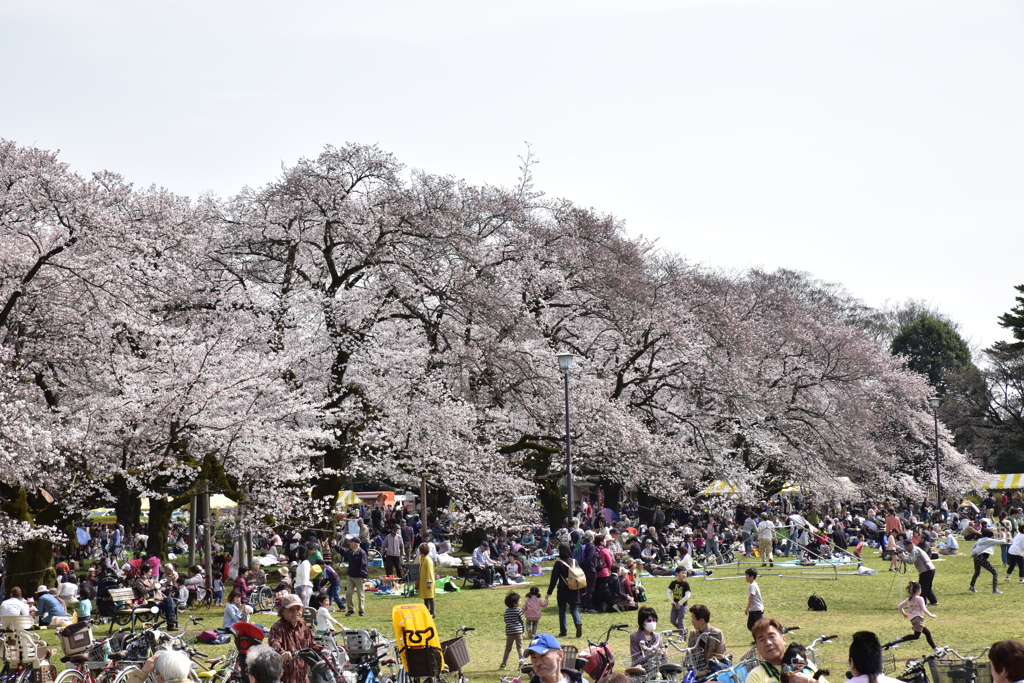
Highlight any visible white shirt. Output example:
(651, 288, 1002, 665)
(748, 581, 763, 612)
(295, 560, 312, 587)
(757, 520, 775, 540)
(1008, 533, 1024, 557)
(0, 597, 30, 617)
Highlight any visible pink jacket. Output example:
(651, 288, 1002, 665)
(524, 594, 548, 620)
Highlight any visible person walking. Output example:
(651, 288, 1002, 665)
(342, 536, 368, 617)
(744, 568, 763, 633)
(968, 529, 1002, 594)
(901, 539, 938, 606)
(384, 526, 404, 579)
(546, 544, 583, 639)
(757, 515, 775, 567)
(1004, 527, 1024, 582)
(499, 591, 526, 669)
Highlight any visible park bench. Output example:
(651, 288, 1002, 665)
(457, 557, 484, 588)
(106, 587, 159, 634)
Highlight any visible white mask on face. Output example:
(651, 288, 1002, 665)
(644, 620, 657, 632)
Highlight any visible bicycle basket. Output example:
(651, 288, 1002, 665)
(401, 646, 443, 678)
(928, 655, 992, 683)
(439, 636, 470, 672)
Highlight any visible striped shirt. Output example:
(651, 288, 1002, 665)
(503, 606, 524, 634)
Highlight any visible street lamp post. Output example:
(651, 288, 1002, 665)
(557, 352, 575, 527)
(930, 396, 942, 511)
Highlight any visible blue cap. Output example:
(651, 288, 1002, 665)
(525, 634, 562, 656)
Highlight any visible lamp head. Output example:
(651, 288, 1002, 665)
(556, 351, 574, 372)
(929, 396, 941, 410)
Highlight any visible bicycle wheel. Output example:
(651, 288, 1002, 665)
(54, 670, 88, 683)
(113, 666, 147, 683)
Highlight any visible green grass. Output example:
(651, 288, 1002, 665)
(33, 551, 1020, 682)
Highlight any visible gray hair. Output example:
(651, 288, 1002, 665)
(247, 645, 284, 683)
(155, 651, 192, 681)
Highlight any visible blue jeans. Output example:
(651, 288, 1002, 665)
(558, 601, 581, 635)
(328, 580, 345, 611)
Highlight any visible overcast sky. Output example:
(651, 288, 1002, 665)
(3, 0, 1022, 354)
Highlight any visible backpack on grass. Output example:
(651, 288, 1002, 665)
(807, 594, 827, 611)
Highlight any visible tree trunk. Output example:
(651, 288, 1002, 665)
(5, 538, 52, 599)
(113, 476, 142, 531)
(538, 479, 567, 533)
(636, 489, 657, 526)
(147, 496, 187, 560)
(1, 485, 60, 598)
(599, 479, 622, 515)
(461, 527, 487, 551)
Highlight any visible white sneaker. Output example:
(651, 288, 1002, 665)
(935, 648, 943, 655)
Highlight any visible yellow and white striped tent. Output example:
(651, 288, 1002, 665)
(701, 480, 740, 496)
(337, 490, 360, 506)
(980, 473, 1024, 490)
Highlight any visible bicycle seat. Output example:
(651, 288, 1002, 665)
(660, 664, 685, 677)
(624, 667, 648, 676)
(61, 654, 90, 664)
(381, 658, 396, 666)
(110, 651, 129, 661)
(197, 674, 216, 680)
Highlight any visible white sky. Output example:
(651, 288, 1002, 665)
(3, 0, 1022, 354)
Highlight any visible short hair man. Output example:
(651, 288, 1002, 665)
(687, 604, 727, 678)
(524, 634, 581, 683)
(745, 618, 828, 683)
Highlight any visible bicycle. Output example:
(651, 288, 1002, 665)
(438, 627, 474, 683)
(1, 625, 56, 683)
(577, 623, 631, 682)
(894, 646, 951, 683)
(924, 647, 991, 683)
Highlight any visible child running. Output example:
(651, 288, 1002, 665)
(886, 581, 939, 653)
(523, 586, 548, 639)
(500, 590, 525, 669)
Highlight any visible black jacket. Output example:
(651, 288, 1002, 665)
(547, 559, 581, 605)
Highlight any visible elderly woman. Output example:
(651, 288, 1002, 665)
(123, 651, 193, 683)
(268, 593, 322, 683)
(247, 645, 284, 683)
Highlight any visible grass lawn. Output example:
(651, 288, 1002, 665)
(32, 550, 1021, 682)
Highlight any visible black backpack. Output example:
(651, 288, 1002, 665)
(807, 594, 827, 611)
